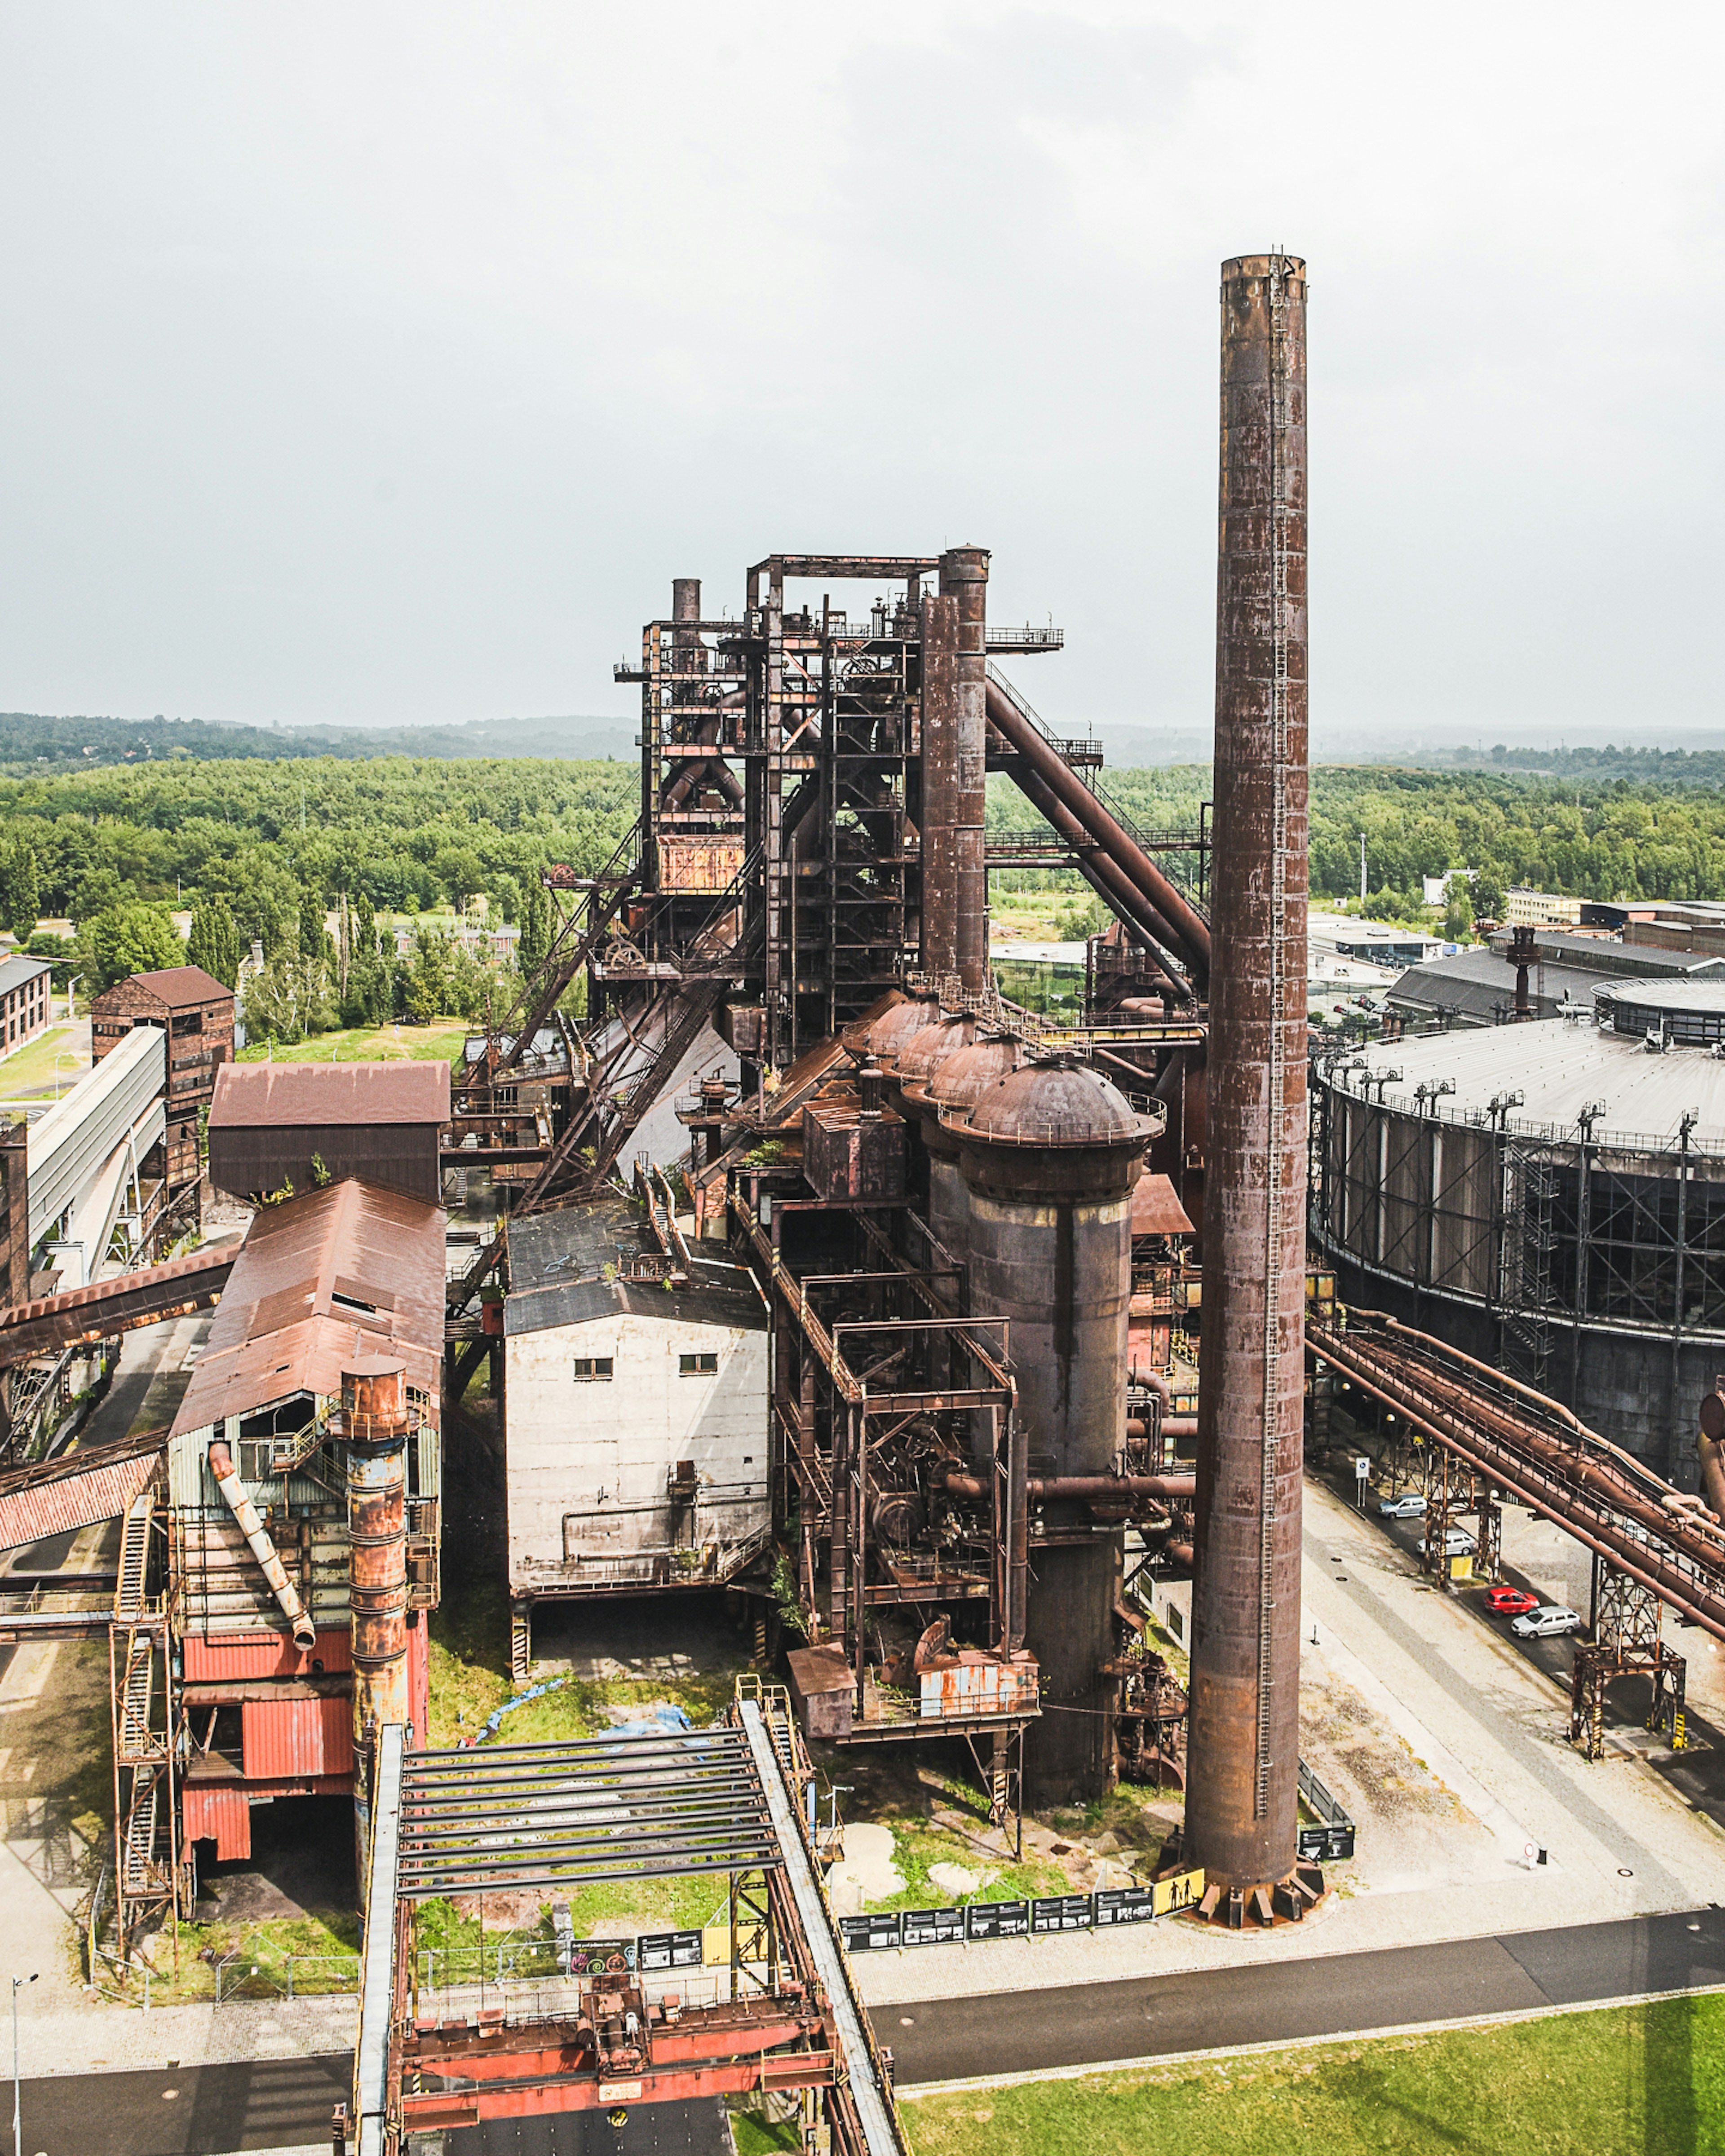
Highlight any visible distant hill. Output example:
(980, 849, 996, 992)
(0, 711, 634, 774)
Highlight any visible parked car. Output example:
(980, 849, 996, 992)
(1510, 1604, 1582, 1639)
(1485, 1587, 1540, 1617)
(1438, 1527, 1477, 1556)
(1379, 1493, 1427, 1518)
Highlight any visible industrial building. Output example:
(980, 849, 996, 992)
(0, 952, 53, 1058)
(92, 961, 234, 1197)
(1311, 980, 1725, 1481)
(501, 1193, 770, 1639)
(209, 1059, 450, 1206)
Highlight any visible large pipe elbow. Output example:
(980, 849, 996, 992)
(208, 1438, 318, 1652)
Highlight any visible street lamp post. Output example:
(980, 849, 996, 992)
(12, 1971, 39, 2156)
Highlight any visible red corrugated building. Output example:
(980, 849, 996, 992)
(167, 1177, 444, 1867)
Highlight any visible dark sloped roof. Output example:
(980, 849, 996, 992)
(209, 1059, 451, 1128)
(1388, 949, 1620, 1025)
(504, 1275, 767, 1336)
(109, 964, 232, 1008)
(170, 1178, 445, 1434)
(1132, 1172, 1194, 1238)
(0, 954, 51, 995)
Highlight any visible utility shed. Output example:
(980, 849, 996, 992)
(168, 1176, 445, 1863)
(208, 1060, 450, 1206)
(503, 1197, 770, 1641)
(91, 964, 234, 1191)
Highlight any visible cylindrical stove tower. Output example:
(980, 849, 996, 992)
(1183, 253, 1311, 1917)
(337, 1356, 416, 1902)
(952, 1059, 1159, 1802)
(940, 546, 991, 996)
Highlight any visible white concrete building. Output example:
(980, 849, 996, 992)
(503, 1198, 770, 1644)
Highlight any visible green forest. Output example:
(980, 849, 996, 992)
(0, 751, 1722, 1037)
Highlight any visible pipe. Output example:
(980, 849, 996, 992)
(207, 1439, 318, 1652)
(1184, 250, 1309, 1902)
(941, 546, 991, 994)
(1000, 755, 1191, 995)
(1129, 1415, 1198, 1441)
(942, 1470, 1195, 1502)
(1167, 1541, 1195, 1569)
(986, 680, 1211, 985)
(920, 591, 959, 981)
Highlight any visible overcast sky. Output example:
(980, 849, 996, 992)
(2, 2, 1721, 745)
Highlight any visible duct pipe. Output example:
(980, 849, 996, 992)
(985, 680, 1211, 985)
(1184, 252, 1310, 1906)
(943, 1470, 1195, 1502)
(940, 546, 991, 993)
(1000, 756, 1191, 997)
(207, 1438, 318, 1652)
(1129, 1416, 1198, 1442)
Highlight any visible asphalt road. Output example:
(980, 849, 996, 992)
(887, 1904, 1725, 2086)
(18, 1908, 1725, 2151)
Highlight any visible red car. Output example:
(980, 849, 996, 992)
(1485, 1587, 1539, 1617)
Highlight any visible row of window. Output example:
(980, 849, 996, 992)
(572, 1351, 722, 1382)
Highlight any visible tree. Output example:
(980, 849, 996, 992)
(403, 927, 450, 1025)
(187, 900, 242, 987)
(518, 876, 550, 979)
(1472, 868, 1506, 921)
(298, 885, 334, 964)
(1442, 883, 1475, 943)
(79, 903, 185, 991)
(241, 953, 336, 1043)
(0, 837, 40, 939)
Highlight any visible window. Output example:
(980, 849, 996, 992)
(573, 1357, 614, 1382)
(679, 1352, 719, 1376)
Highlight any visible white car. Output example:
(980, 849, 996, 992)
(1437, 1527, 1477, 1556)
(1510, 1604, 1582, 1639)
(1378, 1493, 1427, 1519)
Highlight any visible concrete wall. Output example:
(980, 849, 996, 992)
(505, 1308, 769, 1592)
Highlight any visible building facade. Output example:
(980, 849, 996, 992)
(208, 1061, 450, 1206)
(502, 1199, 770, 1657)
(0, 955, 53, 1060)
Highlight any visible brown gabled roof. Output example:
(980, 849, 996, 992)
(208, 1059, 451, 1129)
(1132, 1172, 1195, 1239)
(169, 1178, 445, 1435)
(104, 964, 232, 1009)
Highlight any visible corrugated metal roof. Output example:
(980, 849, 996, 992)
(208, 1060, 449, 1130)
(98, 964, 230, 1009)
(171, 1177, 445, 1436)
(1132, 1172, 1194, 1238)
(0, 1429, 165, 1554)
(1335, 1018, 1725, 1154)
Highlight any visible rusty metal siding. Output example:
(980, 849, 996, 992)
(241, 1694, 354, 1779)
(0, 1446, 161, 1554)
(181, 1626, 353, 1680)
(181, 1784, 252, 1861)
(209, 1122, 443, 1208)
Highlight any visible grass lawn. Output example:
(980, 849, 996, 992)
(234, 1020, 469, 1066)
(0, 1020, 88, 1096)
(901, 1995, 1725, 2155)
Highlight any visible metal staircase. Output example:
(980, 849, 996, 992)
(108, 1487, 182, 1955)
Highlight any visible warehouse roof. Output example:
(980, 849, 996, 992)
(1322, 1017, 1725, 1158)
(209, 1060, 451, 1127)
(171, 1177, 445, 1433)
(0, 954, 51, 997)
(1388, 948, 1621, 1026)
(98, 964, 231, 1008)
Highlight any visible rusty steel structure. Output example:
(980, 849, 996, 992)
(1180, 253, 1318, 1925)
(345, 1688, 907, 2156)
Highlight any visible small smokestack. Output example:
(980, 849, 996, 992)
(672, 577, 701, 622)
(1183, 253, 1312, 1922)
(339, 1356, 414, 1903)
